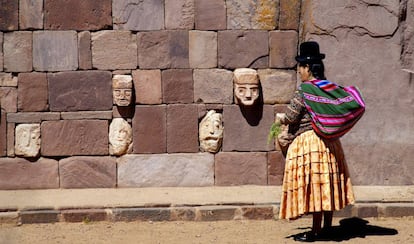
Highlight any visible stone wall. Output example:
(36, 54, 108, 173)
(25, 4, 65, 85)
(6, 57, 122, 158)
(0, 0, 412, 189)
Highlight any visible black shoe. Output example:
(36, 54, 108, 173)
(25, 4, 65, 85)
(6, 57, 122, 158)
(293, 231, 317, 242)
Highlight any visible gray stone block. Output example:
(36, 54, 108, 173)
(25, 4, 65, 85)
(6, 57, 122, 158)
(226, 0, 278, 30)
(165, 0, 194, 30)
(3, 31, 32, 72)
(258, 69, 297, 104)
(193, 69, 233, 104)
(269, 31, 298, 68)
(189, 31, 217, 68)
(194, 0, 226, 30)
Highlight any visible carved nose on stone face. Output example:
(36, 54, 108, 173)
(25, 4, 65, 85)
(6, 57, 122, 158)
(245, 88, 252, 99)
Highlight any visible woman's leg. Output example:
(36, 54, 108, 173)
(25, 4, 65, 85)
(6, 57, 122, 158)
(323, 211, 333, 229)
(312, 212, 323, 234)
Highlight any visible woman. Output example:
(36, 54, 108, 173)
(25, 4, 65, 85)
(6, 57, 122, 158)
(277, 41, 355, 242)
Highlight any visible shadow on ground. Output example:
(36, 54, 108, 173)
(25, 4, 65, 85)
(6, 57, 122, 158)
(287, 217, 398, 242)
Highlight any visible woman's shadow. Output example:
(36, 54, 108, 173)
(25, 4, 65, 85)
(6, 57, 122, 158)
(288, 217, 398, 242)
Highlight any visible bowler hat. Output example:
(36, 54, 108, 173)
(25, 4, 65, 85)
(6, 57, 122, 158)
(295, 41, 325, 62)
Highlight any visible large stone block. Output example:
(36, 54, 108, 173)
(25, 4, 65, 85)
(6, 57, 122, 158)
(167, 104, 199, 153)
(222, 105, 275, 151)
(138, 31, 189, 69)
(44, 0, 112, 30)
(165, 0, 194, 29)
(0, 158, 59, 190)
(0, 33, 3, 71)
(226, 0, 278, 30)
(133, 105, 166, 153)
(189, 31, 217, 68)
(92, 31, 137, 70)
(0, 0, 18, 31)
(33, 31, 78, 71)
(0, 87, 17, 113)
(7, 112, 60, 123)
(269, 31, 298, 68)
(162, 69, 193, 104)
(267, 151, 285, 185)
(113, 0, 164, 31)
(194, 0, 226, 30)
(48, 71, 112, 112)
(258, 69, 296, 104)
(78, 31, 92, 70)
(17, 72, 48, 112)
(3, 32, 32, 72)
(59, 156, 116, 188)
(193, 69, 233, 104)
(401, 0, 414, 72)
(19, 0, 43, 29)
(215, 152, 268, 186)
(41, 120, 109, 156)
(0, 109, 6, 156)
(132, 69, 162, 104)
(279, 0, 300, 30)
(0, 73, 17, 86)
(117, 153, 214, 187)
(218, 30, 269, 69)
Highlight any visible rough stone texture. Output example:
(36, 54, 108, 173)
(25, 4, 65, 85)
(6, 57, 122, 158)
(6, 123, 15, 157)
(401, 0, 414, 72)
(222, 105, 275, 151)
(189, 31, 217, 68)
(0, 110, 6, 156)
(162, 69, 194, 104)
(20, 210, 60, 224)
(193, 69, 233, 104)
(226, 0, 278, 30)
(19, 0, 43, 29)
(48, 71, 112, 112)
(33, 31, 78, 71)
(0, 0, 18, 31)
(0, 73, 17, 86)
(195, 206, 237, 221)
(113, 0, 164, 31)
(0, 87, 17, 113)
(111, 208, 171, 222)
(92, 31, 137, 70)
(117, 153, 214, 187)
(59, 157, 116, 188)
(44, 0, 112, 30)
(109, 118, 132, 156)
(78, 31, 92, 70)
(14, 124, 41, 157)
(215, 152, 268, 186)
(41, 120, 109, 156)
(218, 30, 269, 69)
(167, 104, 199, 153)
(279, 0, 300, 30)
(132, 105, 166, 154)
(7, 112, 60, 123)
(165, 0, 194, 30)
(61, 209, 107, 222)
(258, 69, 296, 104)
(194, 0, 226, 30)
(138, 31, 189, 69)
(269, 31, 298, 68)
(241, 205, 274, 220)
(0, 33, 3, 71)
(61, 111, 112, 120)
(3, 32, 33, 72)
(0, 158, 59, 190)
(132, 69, 162, 105)
(353, 205, 379, 218)
(17, 72, 48, 112)
(267, 151, 285, 185)
(379, 203, 414, 217)
(170, 207, 196, 221)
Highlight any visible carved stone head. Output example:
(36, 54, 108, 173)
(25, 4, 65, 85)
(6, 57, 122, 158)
(15, 124, 41, 157)
(113, 75, 133, 106)
(109, 118, 133, 156)
(199, 110, 223, 153)
(233, 68, 260, 106)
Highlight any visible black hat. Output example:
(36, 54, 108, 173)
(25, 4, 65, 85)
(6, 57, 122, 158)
(295, 41, 325, 62)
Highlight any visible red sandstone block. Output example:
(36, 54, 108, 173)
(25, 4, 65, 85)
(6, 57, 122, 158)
(195, 206, 237, 221)
(241, 205, 275, 220)
(61, 209, 107, 222)
(0, 109, 6, 156)
(279, 0, 301, 30)
(78, 31, 92, 70)
(0, 1, 18, 31)
(162, 69, 194, 104)
(269, 31, 298, 68)
(17, 72, 48, 112)
(194, 0, 226, 30)
(132, 69, 162, 105)
(268, 151, 285, 185)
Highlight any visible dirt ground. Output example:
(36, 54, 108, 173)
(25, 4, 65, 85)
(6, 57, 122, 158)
(0, 217, 413, 244)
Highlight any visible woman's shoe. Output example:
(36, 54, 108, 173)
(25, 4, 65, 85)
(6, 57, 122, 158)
(293, 231, 317, 242)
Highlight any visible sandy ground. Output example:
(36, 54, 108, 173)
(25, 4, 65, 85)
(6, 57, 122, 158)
(0, 217, 413, 244)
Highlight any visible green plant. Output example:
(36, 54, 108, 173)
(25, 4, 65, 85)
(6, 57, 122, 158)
(267, 121, 281, 144)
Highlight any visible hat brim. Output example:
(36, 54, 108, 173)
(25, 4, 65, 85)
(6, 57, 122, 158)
(295, 54, 325, 62)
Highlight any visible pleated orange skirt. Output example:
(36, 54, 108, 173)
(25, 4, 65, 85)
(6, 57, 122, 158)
(279, 130, 355, 220)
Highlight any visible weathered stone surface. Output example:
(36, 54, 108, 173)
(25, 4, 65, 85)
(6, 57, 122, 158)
(41, 120, 109, 156)
(226, 0, 278, 30)
(279, 0, 300, 30)
(165, 0, 194, 29)
(33, 31, 78, 71)
(401, 0, 414, 72)
(267, 151, 285, 185)
(215, 152, 268, 186)
(170, 207, 196, 221)
(195, 206, 237, 221)
(19, 0, 43, 29)
(3, 32, 32, 72)
(113, 0, 164, 31)
(61, 209, 107, 222)
(167, 104, 199, 153)
(19, 210, 59, 224)
(92, 31, 137, 70)
(44, 0, 112, 30)
(7, 112, 60, 123)
(0, 0, 18, 31)
(17, 72, 48, 112)
(353, 205, 378, 218)
(379, 203, 414, 217)
(133, 105, 166, 153)
(61, 111, 112, 120)
(193, 69, 233, 104)
(0, 158, 59, 189)
(0, 73, 17, 86)
(241, 205, 274, 220)
(15, 124, 41, 157)
(218, 30, 269, 69)
(117, 153, 214, 187)
(111, 208, 171, 222)
(59, 156, 116, 188)
(132, 69, 162, 104)
(78, 31, 92, 70)
(222, 105, 275, 151)
(6, 123, 14, 157)
(48, 71, 112, 112)
(194, 0, 226, 30)
(269, 31, 298, 68)
(138, 31, 189, 69)
(189, 31, 217, 68)
(0, 33, 3, 71)
(258, 69, 296, 104)
(162, 69, 194, 103)
(0, 87, 17, 113)
(109, 118, 132, 156)
(0, 109, 6, 156)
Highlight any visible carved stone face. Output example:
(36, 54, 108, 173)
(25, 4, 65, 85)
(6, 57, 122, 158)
(233, 68, 260, 106)
(113, 75, 133, 106)
(199, 110, 223, 153)
(109, 118, 132, 156)
(15, 124, 41, 157)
